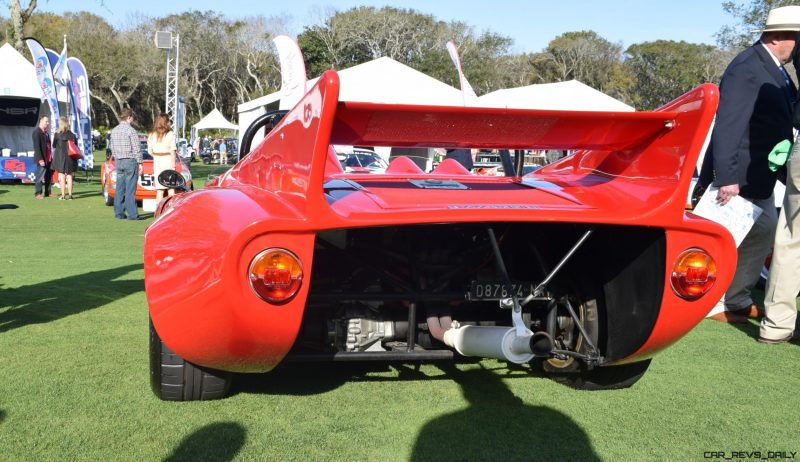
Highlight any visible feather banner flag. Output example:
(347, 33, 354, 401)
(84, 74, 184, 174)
(273, 35, 307, 110)
(25, 37, 60, 141)
(446, 40, 478, 106)
(67, 57, 93, 169)
(51, 37, 69, 86)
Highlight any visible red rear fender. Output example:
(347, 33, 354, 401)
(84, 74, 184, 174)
(145, 188, 315, 372)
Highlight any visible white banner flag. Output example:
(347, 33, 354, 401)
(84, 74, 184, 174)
(273, 35, 307, 110)
(446, 40, 478, 106)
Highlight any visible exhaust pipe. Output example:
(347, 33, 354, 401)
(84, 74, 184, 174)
(530, 331, 554, 357)
(443, 325, 552, 364)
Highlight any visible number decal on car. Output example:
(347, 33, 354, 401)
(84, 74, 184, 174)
(139, 174, 155, 188)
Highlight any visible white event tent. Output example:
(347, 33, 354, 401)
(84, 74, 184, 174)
(477, 80, 634, 112)
(237, 57, 464, 149)
(0, 43, 50, 156)
(190, 108, 238, 142)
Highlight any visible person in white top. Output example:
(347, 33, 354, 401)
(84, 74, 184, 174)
(147, 113, 177, 201)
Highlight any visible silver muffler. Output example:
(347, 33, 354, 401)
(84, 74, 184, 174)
(443, 323, 554, 364)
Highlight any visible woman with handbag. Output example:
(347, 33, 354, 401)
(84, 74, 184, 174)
(52, 116, 79, 200)
(147, 113, 178, 201)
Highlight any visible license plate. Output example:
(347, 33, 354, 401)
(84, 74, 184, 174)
(468, 281, 535, 300)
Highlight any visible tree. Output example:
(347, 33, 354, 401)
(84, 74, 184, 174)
(538, 31, 634, 104)
(298, 6, 514, 95)
(299, 7, 447, 75)
(7, 0, 36, 52)
(717, 0, 797, 50)
(625, 40, 731, 110)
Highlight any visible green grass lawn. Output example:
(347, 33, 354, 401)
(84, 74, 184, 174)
(0, 163, 798, 461)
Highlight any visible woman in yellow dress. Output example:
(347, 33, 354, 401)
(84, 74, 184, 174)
(147, 114, 177, 201)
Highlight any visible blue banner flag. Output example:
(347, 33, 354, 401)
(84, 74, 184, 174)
(25, 37, 59, 141)
(67, 57, 93, 169)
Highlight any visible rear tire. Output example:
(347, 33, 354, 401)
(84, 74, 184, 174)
(557, 360, 651, 390)
(540, 296, 649, 390)
(149, 317, 232, 401)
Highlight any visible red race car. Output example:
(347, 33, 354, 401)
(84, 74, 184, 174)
(145, 71, 734, 400)
(101, 139, 193, 211)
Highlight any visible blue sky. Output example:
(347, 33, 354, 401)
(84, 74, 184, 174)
(29, 0, 737, 52)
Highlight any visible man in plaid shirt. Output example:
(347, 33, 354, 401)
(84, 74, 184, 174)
(109, 108, 141, 220)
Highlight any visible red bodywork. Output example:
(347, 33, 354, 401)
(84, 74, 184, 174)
(145, 71, 734, 374)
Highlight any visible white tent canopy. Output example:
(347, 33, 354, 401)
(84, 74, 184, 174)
(238, 57, 464, 147)
(0, 43, 46, 156)
(478, 80, 634, 112)
(190, 108, 238, 147)
(192, 108, 238, 131)
(0, 43, 42, 99)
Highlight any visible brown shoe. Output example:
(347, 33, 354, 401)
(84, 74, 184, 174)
(731, 304, 764, 318)
(707, 311, 748, 323)
(758, 331, 796, 345)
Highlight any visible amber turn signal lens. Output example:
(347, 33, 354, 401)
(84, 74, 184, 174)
(248, 248, 303, 304)
(671, 248, 716, 300)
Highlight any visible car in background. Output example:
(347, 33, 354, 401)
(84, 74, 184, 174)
(101, 139, 192, 212)
(337, 148, 388, 173)
(200, 138, 239, 164)
(176, 138, 196, 163)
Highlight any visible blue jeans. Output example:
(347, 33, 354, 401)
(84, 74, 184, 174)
(114, 158, 139, 219)
(34, 164, 52, 196)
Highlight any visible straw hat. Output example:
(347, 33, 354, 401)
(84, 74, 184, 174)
(761, 5, 800, 32)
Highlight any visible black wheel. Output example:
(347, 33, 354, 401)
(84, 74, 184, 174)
(149, 317, 231, 401)
(202, 157, 210, 165)
(103, 184, 114, 206)
(539, 295, 649, 390)
(562, 360, 651, 390)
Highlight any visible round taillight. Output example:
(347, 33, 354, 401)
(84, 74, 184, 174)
(671, 248, 716, 300)
(248, 248, 303, 304)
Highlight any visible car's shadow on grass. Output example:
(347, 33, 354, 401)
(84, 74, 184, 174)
(233, 358, 544, 397)
(163, 422, 246, 462)
(0, 264, 143, 333)
(410, 365, 600, 461)
(0, 409, 5, 424)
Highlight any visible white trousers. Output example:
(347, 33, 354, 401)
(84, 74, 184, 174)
(761, 153, 800, 340)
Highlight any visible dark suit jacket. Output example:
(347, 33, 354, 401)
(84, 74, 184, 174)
(32, 127, 49, 165)
(699, 42, 796, 200)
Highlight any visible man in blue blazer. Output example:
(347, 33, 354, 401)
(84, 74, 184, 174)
(700, 5, 800, 323)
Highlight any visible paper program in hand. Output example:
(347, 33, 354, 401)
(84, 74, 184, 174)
(691, 185, 763, 247)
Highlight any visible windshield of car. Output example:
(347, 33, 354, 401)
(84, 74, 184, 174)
(341, 151, 388, 170)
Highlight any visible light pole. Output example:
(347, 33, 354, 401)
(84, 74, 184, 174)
(154, 31, 180, 125)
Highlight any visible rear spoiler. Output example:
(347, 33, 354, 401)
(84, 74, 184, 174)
(230, 70, 718, 218)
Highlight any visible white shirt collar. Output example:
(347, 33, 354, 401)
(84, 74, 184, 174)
(760, 41, 783, 67)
